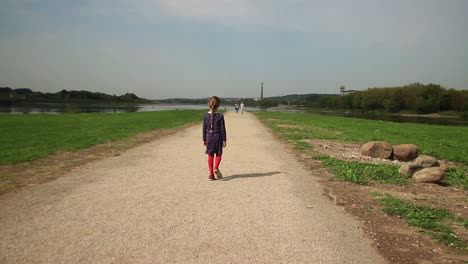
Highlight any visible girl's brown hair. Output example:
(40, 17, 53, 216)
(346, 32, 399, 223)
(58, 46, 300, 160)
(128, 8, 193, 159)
(208, 96, 221, 134)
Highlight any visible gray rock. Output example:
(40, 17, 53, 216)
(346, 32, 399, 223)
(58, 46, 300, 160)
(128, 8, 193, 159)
(393, 144, 418, 161)
(412, 167, 446, 183)
(361, 141, 393, 159)
(414, 155, 439, 168)
(399, 163, 424, 176)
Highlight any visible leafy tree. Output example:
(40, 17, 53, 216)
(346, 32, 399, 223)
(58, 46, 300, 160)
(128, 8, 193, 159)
(361, 88, 383, 110)
(351, 93, 362, 109)
(448, 89, 466, 111)
(415, 97, 438, 114)
(322, 83, 466, 113)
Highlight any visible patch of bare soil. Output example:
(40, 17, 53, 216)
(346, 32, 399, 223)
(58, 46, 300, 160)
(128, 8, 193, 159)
(293, 139, 468, 263)
(0, 125, 193, 195)
(304, 139, 405, 165)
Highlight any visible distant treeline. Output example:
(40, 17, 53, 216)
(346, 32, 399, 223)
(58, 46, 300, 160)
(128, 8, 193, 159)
(320, 83, 468, 113)
(254, 94, 335, 108)
(155, 94, 335, 108)
(0, 87, 147, 103)
(156, 98, 209, 104)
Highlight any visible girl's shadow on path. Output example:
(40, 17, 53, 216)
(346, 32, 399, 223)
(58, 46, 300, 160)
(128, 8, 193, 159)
(220, 171, 282, 181)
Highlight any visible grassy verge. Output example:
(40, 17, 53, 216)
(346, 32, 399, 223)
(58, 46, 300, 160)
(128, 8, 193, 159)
(444, 166, 468, 190)
(255, 112, 468, 164)
(255, 111, 467, 258)
(314, 155, 407, 185)
(0, 110, 205, 165)
(314, 155, 467, 188)
(373, 192, 467, 249)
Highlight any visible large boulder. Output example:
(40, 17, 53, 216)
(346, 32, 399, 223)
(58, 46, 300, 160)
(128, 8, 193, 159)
(412, 162, 447, 184)
(399, 155, 440, 176)
(393, 144, 418, 161)
(399, 163, 424, 176)
(361, 141, 393, 159)
(414, 155, 439, 168)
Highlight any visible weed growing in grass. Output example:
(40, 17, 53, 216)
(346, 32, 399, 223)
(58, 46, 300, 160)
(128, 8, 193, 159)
(294, 141, 312, 150)
(315, 155, 368, 184)
(314, 155, 407, 185)
(375, 193, 466, 248)
(458, 217, 468, 229)
(369, 191, 383, 197)
(444, 166, 468, 190)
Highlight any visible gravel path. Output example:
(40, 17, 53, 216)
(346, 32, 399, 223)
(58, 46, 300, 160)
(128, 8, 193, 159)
(0, 112, 386, 263)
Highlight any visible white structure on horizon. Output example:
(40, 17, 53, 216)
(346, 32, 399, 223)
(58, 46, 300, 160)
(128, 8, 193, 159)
(340, 85, 359, 96)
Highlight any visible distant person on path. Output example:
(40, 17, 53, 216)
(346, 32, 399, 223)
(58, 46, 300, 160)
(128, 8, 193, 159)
(234, 103, 239, 114)
(240, 102, 244, 114)
(203, 96, 227, 180)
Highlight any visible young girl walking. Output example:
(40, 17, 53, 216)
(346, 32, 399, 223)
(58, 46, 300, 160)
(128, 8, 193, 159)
(203, 96, 227, 180)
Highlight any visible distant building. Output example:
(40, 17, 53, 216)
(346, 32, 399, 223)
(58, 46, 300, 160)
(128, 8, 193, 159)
(339, 85, 359, 96)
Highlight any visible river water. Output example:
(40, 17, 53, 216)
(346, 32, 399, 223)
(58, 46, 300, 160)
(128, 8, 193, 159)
(316, 111, 467, 126)
(0, 103, 260, 114)
(0, 103, 466, 126)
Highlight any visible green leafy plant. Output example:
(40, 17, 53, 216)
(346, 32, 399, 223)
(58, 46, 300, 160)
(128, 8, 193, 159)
(314, 155, 406, 185)
(376, 193, 466, 249)
(444, 166, 468, 190)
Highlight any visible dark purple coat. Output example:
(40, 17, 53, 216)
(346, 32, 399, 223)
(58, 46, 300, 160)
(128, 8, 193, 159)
(203, 112, 227, 155)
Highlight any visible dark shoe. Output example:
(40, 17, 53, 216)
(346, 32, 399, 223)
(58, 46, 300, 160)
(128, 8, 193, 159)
(214, 170, 223, 179)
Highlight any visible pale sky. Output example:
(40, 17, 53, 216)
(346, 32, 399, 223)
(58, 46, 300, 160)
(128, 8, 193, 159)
(1, 0, 467, 99)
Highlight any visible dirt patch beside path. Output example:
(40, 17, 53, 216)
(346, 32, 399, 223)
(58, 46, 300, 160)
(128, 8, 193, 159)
(303, 139, 404, 165)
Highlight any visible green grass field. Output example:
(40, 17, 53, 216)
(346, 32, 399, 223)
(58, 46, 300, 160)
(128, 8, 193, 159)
(0, 110, 205, 165)
(255, 112, 468, 164)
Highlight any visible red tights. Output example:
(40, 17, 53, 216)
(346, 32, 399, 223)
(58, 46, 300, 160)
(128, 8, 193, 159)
(208, 154, 222, 176)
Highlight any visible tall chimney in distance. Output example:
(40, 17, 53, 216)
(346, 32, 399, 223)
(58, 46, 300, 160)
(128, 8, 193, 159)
(261, 82, 264, 100)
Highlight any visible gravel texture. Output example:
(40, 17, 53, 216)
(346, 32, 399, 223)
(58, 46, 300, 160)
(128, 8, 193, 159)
(0, 112, 386, 263)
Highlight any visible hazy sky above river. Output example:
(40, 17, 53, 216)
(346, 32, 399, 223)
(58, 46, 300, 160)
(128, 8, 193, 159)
(1, 0, 467, 99)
